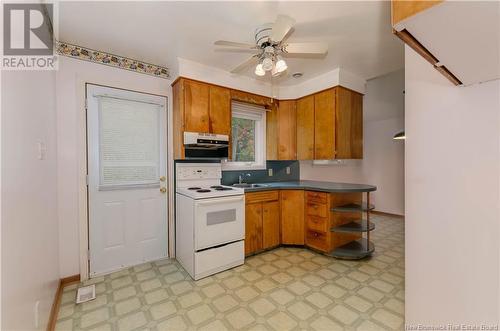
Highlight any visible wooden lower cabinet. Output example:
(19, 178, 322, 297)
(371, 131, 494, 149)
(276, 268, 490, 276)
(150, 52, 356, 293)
(305, 191, 330, 252)
(244, 189, 363, 255)
(262, 201, 280, 249)
(245, 202, 263, 255)
(305, 230, 329, 252)
(245, 191, 280, 256)
(330, 193, 362, 250)
(280, 190, 305, 245)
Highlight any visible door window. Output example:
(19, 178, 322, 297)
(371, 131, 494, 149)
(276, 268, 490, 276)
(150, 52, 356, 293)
(97, 96, 161, 190)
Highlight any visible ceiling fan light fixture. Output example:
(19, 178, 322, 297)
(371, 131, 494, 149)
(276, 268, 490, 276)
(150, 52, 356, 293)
(275, 56, 287, 73)
(271, 65, 280, 77)
(255, 63, 265, 76)
(262, 57, 274, 71)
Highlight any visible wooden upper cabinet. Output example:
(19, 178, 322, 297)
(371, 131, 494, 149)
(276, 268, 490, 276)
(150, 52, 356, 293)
(266, 103, 278, 160)
(173, 77, 364, 161)
(277, 100, 297, 160)
(391, 0, 443, 26)
(172, 78, 233, 159)
(280, 190, 304, 245)
(336, 87, 363, 159)
(183, 80, 210, 133)
(267, 100, 297, 160)
(172, 80, 184, 159)
(296, 95, 315, 160)
(209, 85, 231, 135)
(314, 89, 336, 159)
(231, 89, 273, 108)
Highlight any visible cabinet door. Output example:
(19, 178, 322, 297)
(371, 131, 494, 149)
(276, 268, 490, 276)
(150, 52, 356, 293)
(336, 87, 363, 159)
(277, 100, 297, 160)
(296, 95, 315, 160)
(245, 203, 263, 255)
(314, 89, 336, 159)
(262, 201, 280, 249)
(209, 85, 231, 135)
(184, 80, 210, 133)
(266, 103, 279, 160)
(280, 190, 304, 245)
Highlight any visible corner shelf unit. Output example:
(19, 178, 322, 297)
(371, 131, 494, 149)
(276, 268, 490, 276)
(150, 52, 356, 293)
(329, 193, 375, 260)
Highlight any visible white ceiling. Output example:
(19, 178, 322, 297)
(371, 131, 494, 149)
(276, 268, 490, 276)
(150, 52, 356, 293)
(58, 1, 404, 85)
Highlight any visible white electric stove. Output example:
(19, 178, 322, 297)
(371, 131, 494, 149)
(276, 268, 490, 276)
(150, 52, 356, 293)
(175, 163, 245, 280)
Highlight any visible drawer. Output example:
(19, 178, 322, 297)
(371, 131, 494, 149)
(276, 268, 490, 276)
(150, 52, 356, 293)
(305, 230, 328, 252)
(306, 203, 328, 218)
(307, 216, 328, 233)
(195, 240, 244, 280)
(306, 191, 328, 204)
(246, 191, 279, 204)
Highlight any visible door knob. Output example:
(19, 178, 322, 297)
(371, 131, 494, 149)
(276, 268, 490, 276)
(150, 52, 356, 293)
(160, 176, 166, 182)
(160, 187, 167, 193)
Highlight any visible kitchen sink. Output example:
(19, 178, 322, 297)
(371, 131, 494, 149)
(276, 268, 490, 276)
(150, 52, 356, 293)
(232, 183, 268, 188)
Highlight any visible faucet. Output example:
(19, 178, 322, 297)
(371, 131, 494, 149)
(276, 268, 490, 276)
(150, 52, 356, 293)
(238, 173, 251, 184)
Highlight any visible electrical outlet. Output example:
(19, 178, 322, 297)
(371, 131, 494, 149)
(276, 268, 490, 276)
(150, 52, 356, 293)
(286, 166, 291, 175)
(268, 168, 273, 176)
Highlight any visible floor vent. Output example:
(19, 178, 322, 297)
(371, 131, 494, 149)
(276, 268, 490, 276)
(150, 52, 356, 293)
(76, 284, 96, 304)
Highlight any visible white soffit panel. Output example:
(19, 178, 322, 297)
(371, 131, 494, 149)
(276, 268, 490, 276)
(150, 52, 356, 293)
(404, 1, 500, 86)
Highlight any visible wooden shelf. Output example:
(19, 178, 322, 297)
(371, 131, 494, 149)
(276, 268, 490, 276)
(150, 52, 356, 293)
(331, 203, 375, 212)
(328, 239, 374, 260)
(331, 220, 375, 233)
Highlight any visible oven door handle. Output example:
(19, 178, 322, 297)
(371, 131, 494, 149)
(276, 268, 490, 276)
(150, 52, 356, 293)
(195, 196, 244, 206)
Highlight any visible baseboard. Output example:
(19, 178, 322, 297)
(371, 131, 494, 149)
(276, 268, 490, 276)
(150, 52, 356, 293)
(47, 274, 80, 331)
(372, 210, 405, 218)
(61, 274, 81, 286)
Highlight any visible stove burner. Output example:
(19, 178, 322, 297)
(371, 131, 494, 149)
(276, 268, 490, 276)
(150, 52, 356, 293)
(210, 185, 223, 189)
(196, 189, 211, 193)
(215, 187, 233, 191)
(187, 187, 201, 190)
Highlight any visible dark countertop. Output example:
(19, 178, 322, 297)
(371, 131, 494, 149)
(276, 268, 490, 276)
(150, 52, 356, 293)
(242, 180, 376, 193)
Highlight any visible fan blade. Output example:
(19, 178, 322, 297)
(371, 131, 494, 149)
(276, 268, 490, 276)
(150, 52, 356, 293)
(214, 40, 256, 49)
(230, 55, 259, 73)
(282, 42, 328, 55)
(271, 15, 295, 42)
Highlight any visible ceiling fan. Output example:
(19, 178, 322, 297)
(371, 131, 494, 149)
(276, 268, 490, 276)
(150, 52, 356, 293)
(214, 15, 328, 77)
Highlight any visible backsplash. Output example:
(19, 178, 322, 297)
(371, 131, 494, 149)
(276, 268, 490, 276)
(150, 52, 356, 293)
(221, 161, 299, 185)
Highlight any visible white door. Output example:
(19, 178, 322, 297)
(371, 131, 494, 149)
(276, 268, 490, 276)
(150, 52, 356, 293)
(87, 84, 168, 277)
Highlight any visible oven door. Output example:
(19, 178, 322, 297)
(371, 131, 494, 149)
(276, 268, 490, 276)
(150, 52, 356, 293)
(194, 195, 244, 251)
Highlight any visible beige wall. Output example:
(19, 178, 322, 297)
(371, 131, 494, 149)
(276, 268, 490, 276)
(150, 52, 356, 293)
(1, 70, 60, 329)
(405, 45, 499, 325)
(300, 69, 405, 215)
(56, 56, 172, 277)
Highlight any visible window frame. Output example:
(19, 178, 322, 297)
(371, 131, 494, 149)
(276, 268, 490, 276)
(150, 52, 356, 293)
(223, 103, 267, 171)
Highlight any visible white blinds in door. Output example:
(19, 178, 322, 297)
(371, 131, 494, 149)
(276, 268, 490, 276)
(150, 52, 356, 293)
(97, 96, 161, 190)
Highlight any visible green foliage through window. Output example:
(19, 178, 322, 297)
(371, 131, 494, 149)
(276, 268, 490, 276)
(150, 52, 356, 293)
(232, 117, 256, 162)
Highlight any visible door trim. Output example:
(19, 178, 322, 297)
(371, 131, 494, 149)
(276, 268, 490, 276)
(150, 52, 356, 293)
(78, 82, 173, 280)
